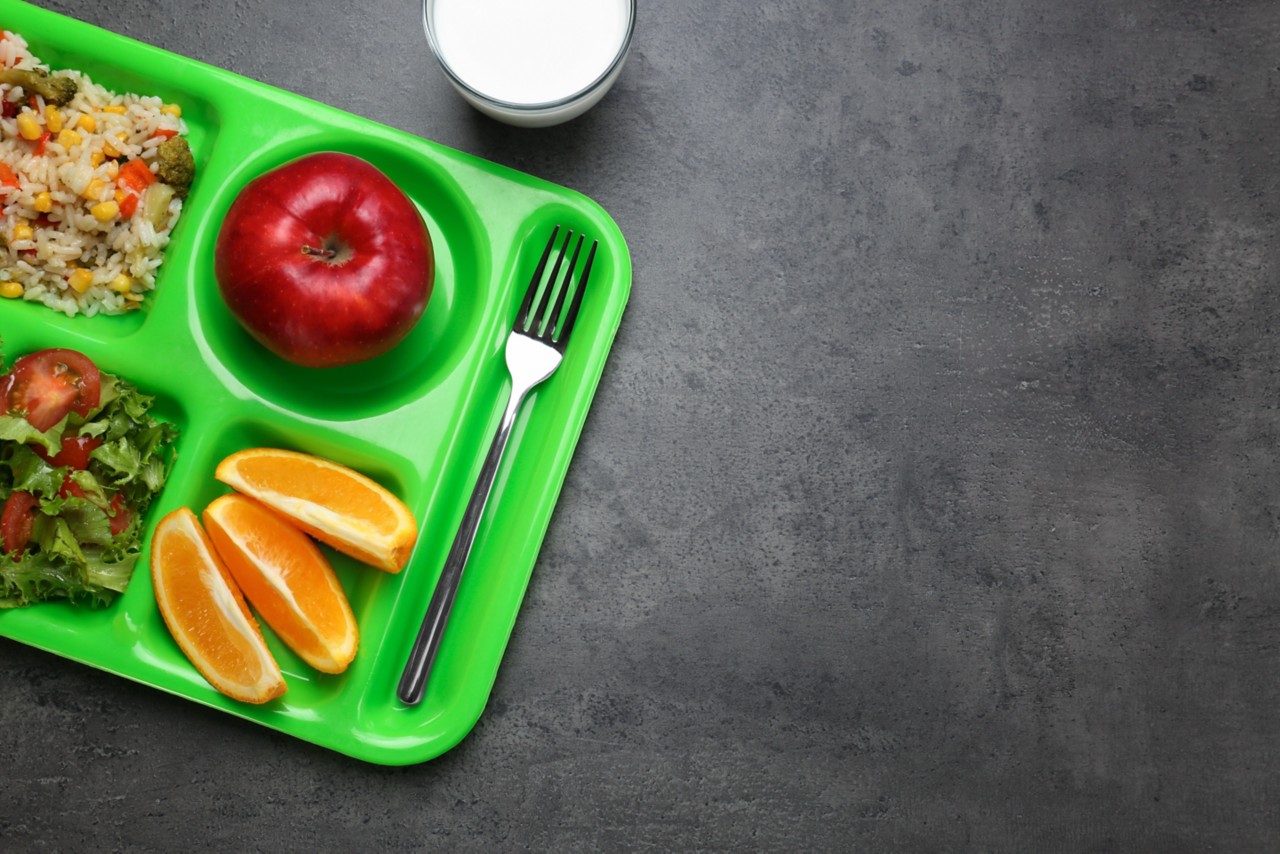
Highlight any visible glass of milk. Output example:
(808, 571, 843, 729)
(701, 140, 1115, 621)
(423, 0, 636, 127)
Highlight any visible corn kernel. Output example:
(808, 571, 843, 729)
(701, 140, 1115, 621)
(12, 222, 33, 242)
(0, 281, 24, 299)
(102, 132, 129, 159)
(114, 188, 128, 204)
(102, 104, 127, 114)
(82, 178, 107, 200)
(90, 151, 105, 167)
(105, 160, 119, 179)
(56, 128, 82, 150)
(77, 113, 97, 132)
(89, 200, 119, 222)
(33, 191, 53, 213)
(68, 268, 94, 293)
(161, 103, 182, 117)
(16, 111, 42, 141)
(109, 273, 133, 293)
(44, 105, 63, 133)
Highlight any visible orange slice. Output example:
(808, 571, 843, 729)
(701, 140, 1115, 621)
(150, 507, 286, 704)
(214, 448, 418, 573)
(204, 493, 359, 674)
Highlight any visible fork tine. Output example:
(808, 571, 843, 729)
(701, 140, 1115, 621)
(554, 239, 597, 344)
(517, 226, 560, 330)
(546, 233, 584, 341)
(534, 229, 574, 337)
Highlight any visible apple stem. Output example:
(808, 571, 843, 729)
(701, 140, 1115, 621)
(301, 243, 338, 260)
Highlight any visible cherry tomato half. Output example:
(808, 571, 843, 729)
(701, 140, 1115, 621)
(1, 491, 38, 559)
(33, 434, 103, 470)
(5, 349, 101, 433)
(107, 493, 132, 536)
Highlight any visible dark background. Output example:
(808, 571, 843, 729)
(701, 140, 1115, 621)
(5, 0, 1280, 849)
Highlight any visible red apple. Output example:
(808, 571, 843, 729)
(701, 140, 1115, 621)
(214, 152, 434, 368)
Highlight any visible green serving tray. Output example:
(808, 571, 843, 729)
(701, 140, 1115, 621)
(0, 1, 630, 765)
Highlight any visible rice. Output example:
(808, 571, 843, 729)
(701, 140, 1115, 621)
(0, 30, 190, 317)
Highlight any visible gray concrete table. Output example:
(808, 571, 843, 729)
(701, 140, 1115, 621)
(5, 0, 1279, 849)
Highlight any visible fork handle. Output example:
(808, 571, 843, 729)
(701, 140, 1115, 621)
(397, 385, 529, 706)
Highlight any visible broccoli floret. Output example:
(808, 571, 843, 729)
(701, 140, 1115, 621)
(155, 136, 195, 197)
(0, 68, 77, 106)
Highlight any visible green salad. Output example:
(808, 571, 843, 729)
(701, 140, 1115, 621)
(0, 348, 178, 607)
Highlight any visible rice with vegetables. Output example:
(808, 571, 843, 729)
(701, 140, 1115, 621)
(0, 30, 195, 316)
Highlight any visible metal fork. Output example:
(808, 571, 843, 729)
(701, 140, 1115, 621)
(398, 226, 598, 706)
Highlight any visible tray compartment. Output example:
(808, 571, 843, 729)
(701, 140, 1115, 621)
(188, 131, 491, 420)
(1, 24, 224, 341)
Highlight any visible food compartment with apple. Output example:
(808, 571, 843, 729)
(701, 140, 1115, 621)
(195, 139, 488, 419)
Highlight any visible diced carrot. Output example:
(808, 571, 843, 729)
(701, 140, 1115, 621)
(0, 162, 18, 188)
(32, 130, 50, 156)
(119, 192, 139, 219)
(116, 157, 156, 194)
(151, 128, 179, 141)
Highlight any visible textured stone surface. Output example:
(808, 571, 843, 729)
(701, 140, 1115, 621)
(5, 0, 1280, 849)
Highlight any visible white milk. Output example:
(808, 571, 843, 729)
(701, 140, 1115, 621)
(431, 0, 631, 106)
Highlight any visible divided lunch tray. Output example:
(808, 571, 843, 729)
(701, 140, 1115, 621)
(0, 2, 630, 765)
